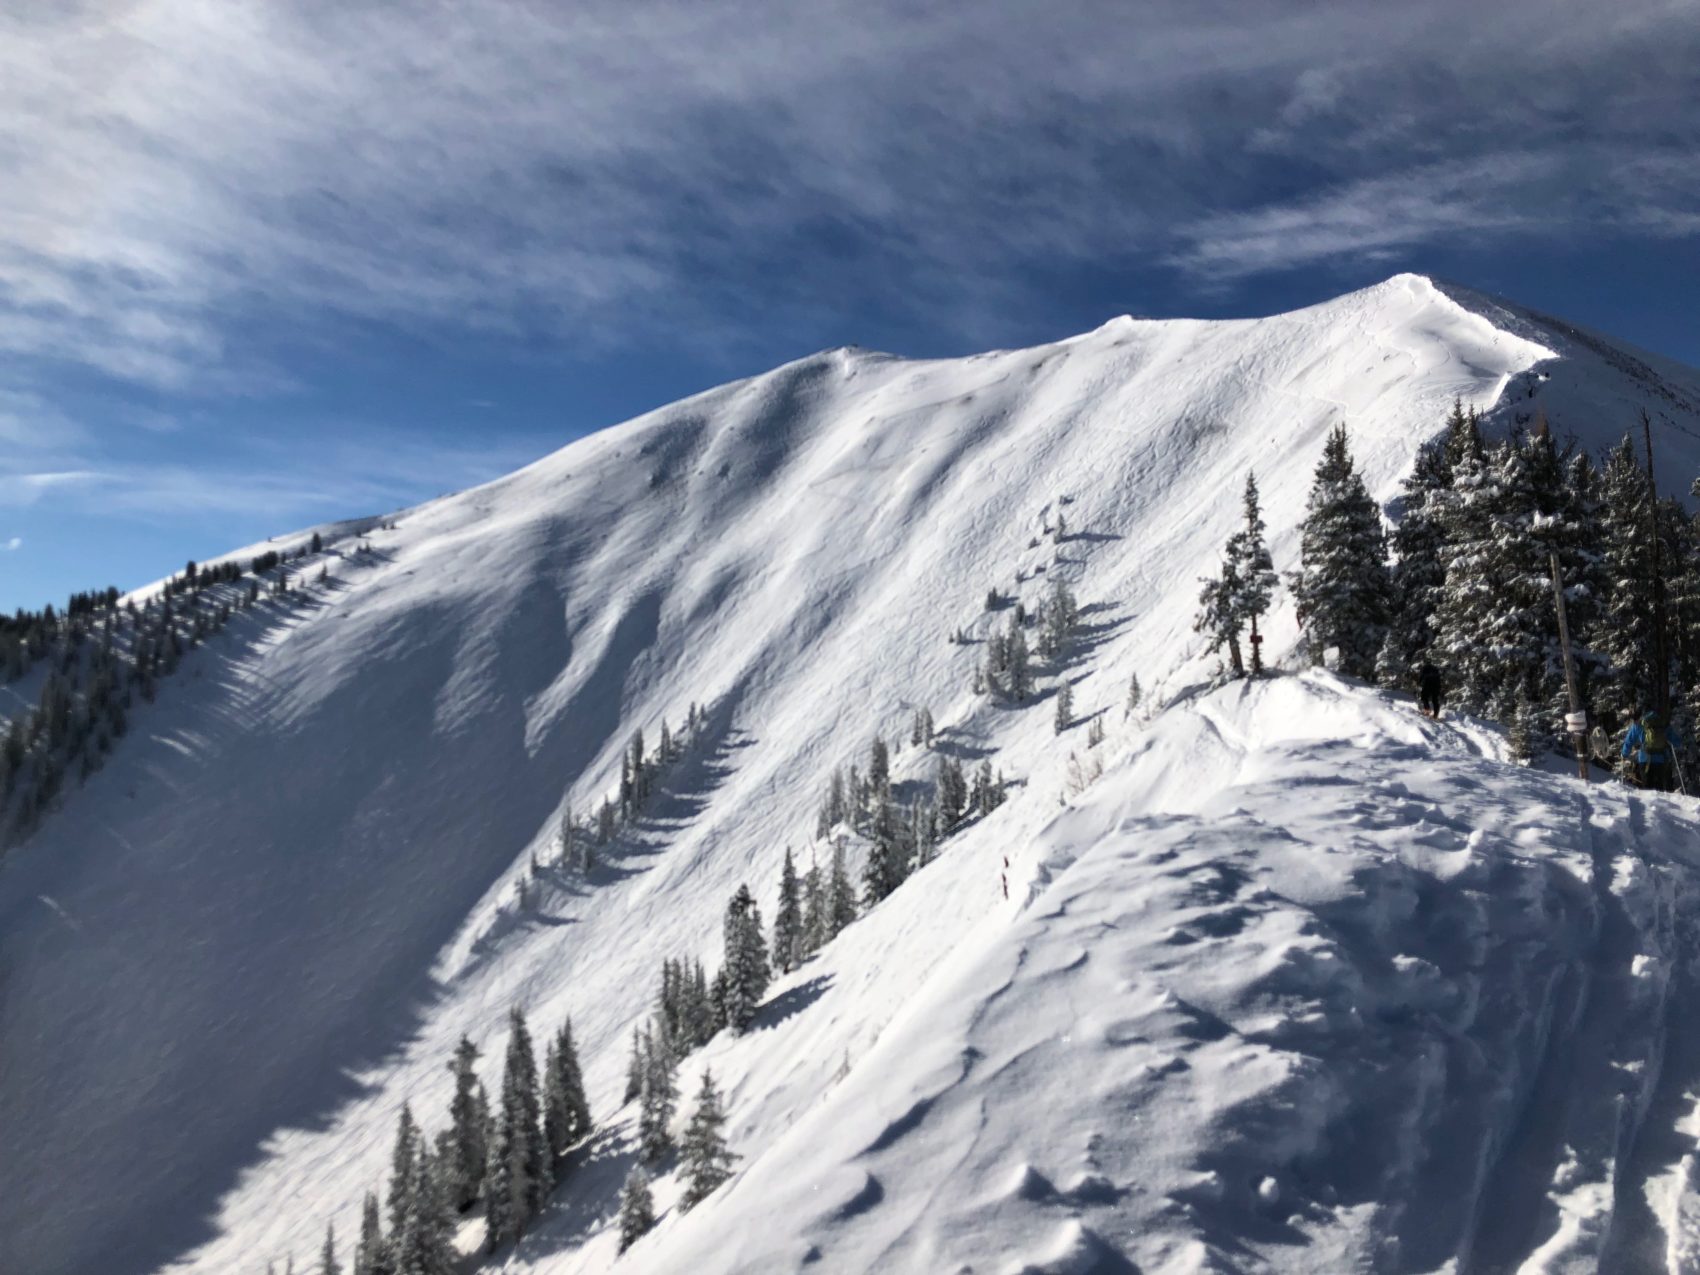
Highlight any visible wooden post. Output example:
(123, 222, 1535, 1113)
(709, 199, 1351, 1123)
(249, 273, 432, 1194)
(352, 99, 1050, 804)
(1549, 551, 1588, 781)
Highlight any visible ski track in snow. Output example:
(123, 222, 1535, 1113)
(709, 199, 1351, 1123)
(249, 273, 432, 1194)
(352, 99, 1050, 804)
(5, 275, 1700, 1274)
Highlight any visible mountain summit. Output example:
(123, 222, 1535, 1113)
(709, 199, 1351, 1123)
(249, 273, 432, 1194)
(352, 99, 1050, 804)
(5, 274, 1700, 1274)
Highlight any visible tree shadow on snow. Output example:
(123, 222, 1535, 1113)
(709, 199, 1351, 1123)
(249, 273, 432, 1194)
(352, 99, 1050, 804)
(752, 973, 834, 1033)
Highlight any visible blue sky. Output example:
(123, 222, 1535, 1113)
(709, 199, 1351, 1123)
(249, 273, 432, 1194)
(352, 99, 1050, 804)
(3, 0, 1698, 611)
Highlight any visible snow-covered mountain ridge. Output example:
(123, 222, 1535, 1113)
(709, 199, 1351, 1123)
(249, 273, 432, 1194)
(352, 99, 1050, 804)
(6, 273, 1700, 1274)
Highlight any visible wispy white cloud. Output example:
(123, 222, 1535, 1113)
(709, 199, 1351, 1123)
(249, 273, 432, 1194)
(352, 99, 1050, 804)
(2, 536, 20, 551)
(0, 432, 539, 522)
(1, 0, 1695, 390)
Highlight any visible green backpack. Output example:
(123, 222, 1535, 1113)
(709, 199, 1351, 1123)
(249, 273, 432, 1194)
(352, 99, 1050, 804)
(1644, 716, 1668, 755)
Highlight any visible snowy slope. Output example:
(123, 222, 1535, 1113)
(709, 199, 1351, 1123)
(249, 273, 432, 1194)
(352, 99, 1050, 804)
(4, 273, 1700, 1275)
(625, 671, 1700, 1273)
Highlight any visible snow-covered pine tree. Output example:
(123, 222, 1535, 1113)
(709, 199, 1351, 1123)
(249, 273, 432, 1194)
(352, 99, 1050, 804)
(910, 797, 938, 868)
(801, 852, 825, 955)
(1053, 681, 1073, 733)
(772, 847, 803, 974)
(1525, 425, 1608, 739)
(1374, 629, 1407, 691)
(1384, 434, 1453, 681)
(421, 1141, 457, 1274)
(395, 1139, 452, 1275)
(542, 1034, 568, 1166)
(679, 959, 709, 1048)
(1510, 691, 1538, 763)
(557, 806, 577, 871)
(484, 1007, 548, 1248)
(353, 1191, 382, 1275)
(936, 756, 967, 830)
(721, 885, 772, 1032)
(1291, 424, 1392, 679)
(546, 1017, 591, 1156)
(827, 768, 846, 828)
(1432, 429, 1507, 713)
(637, 1039, 676, 1162)
(444, 1036, 487, 1211)
(868, 736, 890, 800)
(320, 1222, 340, 1275)
(1228, 473, 1278, 675)
(862, 796, 906, 907)
(386, 1104, 418, 1242)
(679, 1069, 739, 1210)
(1037, 577, 1078, 660)
(617, 1166, 655, 1254)
(1125, 673, 1141, 718)
(1195, 548, 1245, 677)
(1592, 433, 1658, 724)
(624, 1026, 644, 1103)
(827, 838, 858, 938)
(1006, 620, 1032, 700)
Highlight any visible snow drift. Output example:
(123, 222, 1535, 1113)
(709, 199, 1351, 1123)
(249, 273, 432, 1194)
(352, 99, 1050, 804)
(4, 273, 1700, 1275)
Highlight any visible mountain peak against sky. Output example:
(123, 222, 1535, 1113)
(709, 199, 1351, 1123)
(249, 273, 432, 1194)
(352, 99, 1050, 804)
(5, 275, 1700, 1274)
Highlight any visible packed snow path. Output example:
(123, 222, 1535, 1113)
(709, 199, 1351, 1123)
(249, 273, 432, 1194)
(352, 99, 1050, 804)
(4, 274, 1700, 1273)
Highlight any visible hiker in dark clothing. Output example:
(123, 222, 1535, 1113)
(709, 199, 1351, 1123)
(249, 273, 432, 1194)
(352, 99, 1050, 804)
(1418, 659, 1443, 719)
(1622, 709, 1681, 791)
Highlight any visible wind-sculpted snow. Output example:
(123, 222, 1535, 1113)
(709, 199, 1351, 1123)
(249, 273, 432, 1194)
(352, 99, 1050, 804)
(4, 275, 1700, 1274)
(626, 674, 1700, 1274)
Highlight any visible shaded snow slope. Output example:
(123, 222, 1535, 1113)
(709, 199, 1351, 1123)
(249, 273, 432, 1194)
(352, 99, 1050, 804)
(4, 274, 1699, 1275)
(620, 672, 1700, 1273)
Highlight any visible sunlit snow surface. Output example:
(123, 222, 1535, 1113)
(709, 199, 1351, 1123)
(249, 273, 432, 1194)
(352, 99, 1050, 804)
(4, 275, 1700, 1274)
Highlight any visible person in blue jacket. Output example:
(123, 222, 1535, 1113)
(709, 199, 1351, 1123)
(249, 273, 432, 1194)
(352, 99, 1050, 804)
(1622, 708, 1680, 791)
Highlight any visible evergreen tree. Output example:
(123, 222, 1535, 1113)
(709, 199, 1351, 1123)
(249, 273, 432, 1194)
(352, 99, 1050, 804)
(625, 1025, 645, 1103)
(1593, 433, 1658, 724)
(1053, 682, 1073, 733)
(862, 794, 907, 908)
(485, 1007, 548, 1249)
(1510, 691, 1539, 763)
(721, 885, 772, 1032)
(353, 1191, 383, 1275)
(1005, 620, 1032, 700)
(617, 1166, 655, 1254)
(827, 838, 857, 938)
(543, 1017, 592, 1164)
(801, 852, 826, 955)
(936, 756, 968, 830)
(867, 737, 890, 799)
(321, 1222, 341, 1275)
(1037, 577, 1079, 660)
(445, 1036, 487, 1211)
(1228, 473, 1278, 675)
(1432, 430, 1507, 712)
(772, 847, 804, 973)
(637, 1034, 677, 1162)
(679, 1069, 738, 1210)
(387, 1105, 419, 1242)
(1125, 673, 1142, 718)
(1195, 551, 1245, 677)
(1385, 434, 1454, 679)
(1291, 425, 1392, 678)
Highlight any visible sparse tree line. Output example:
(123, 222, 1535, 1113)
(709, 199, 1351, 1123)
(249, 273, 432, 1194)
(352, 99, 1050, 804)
(277, 1007, 596, 1274)
(0, 536, 338, 847)
(515, 704, 712, 909)
(1196, 401, 1700, 766)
